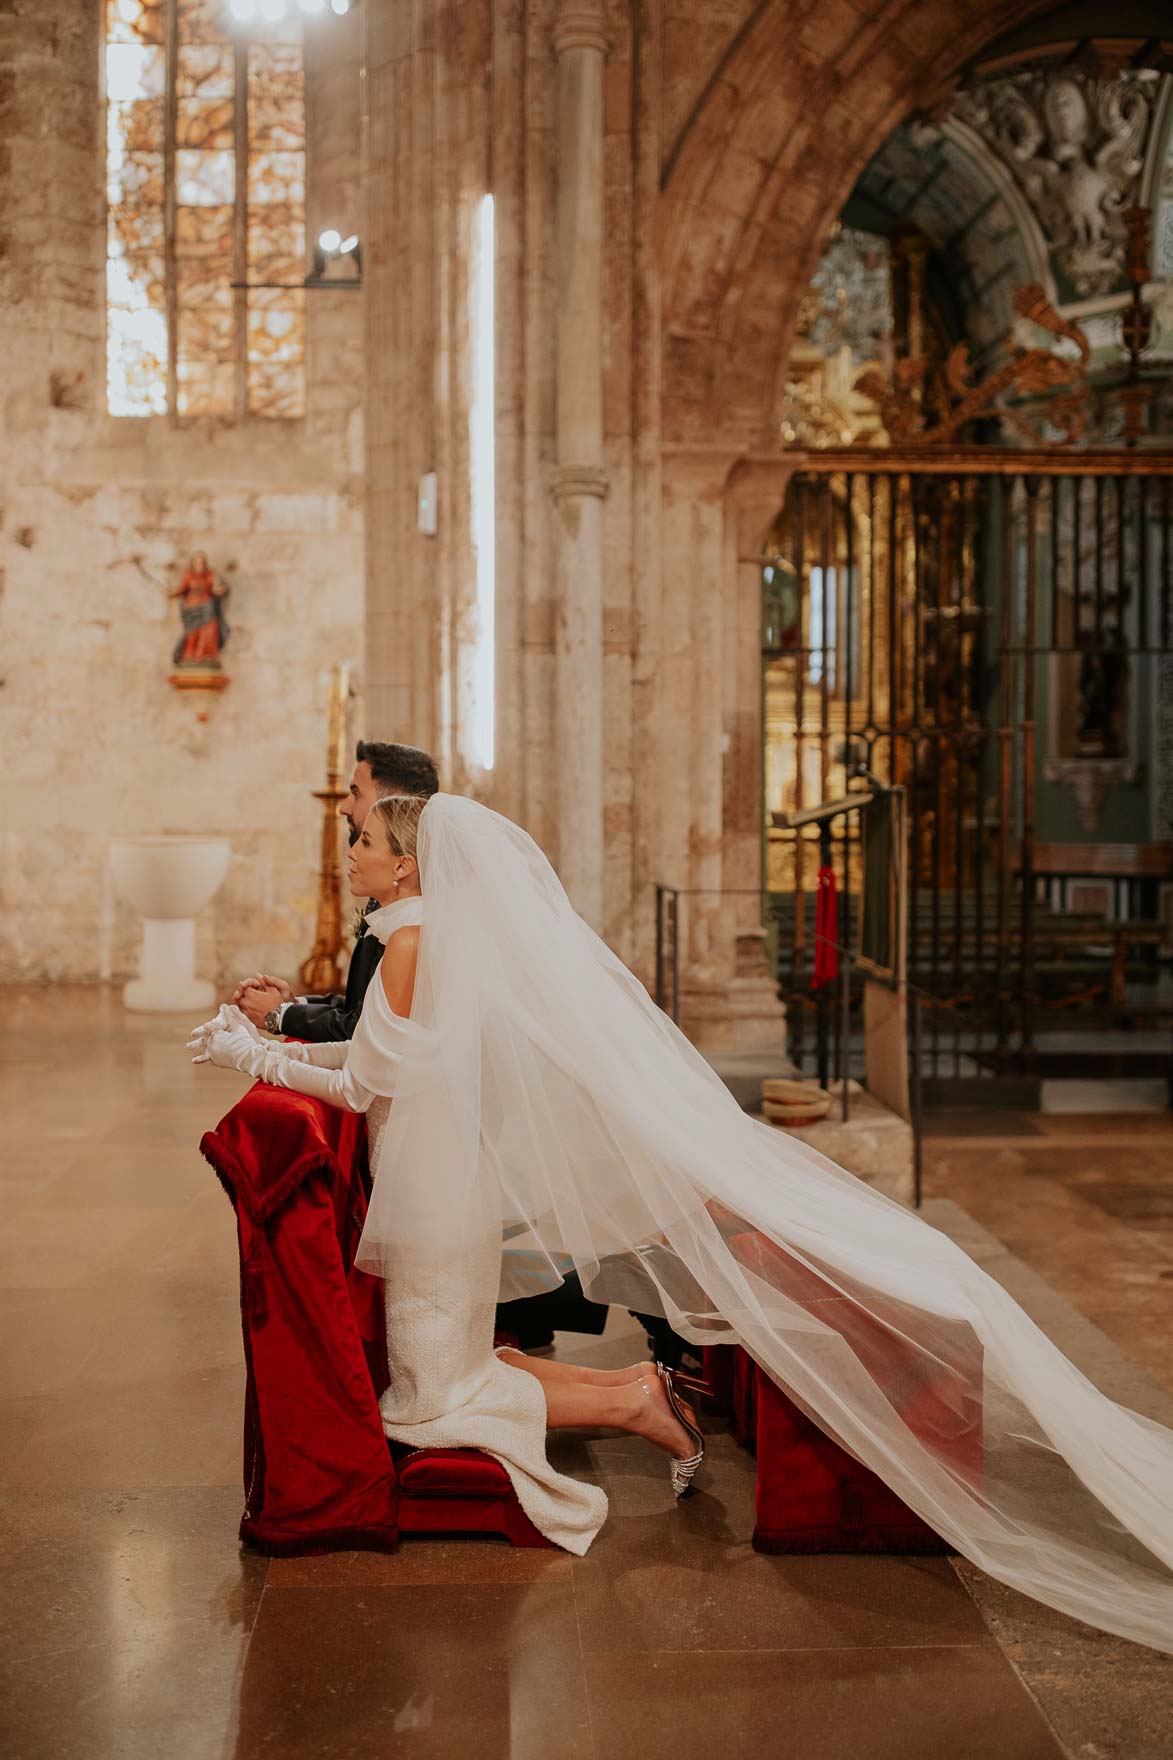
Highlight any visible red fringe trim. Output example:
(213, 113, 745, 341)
(199, 1129, 341, 1226)
(239, 1517, 399, 1557)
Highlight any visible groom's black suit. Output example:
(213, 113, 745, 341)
(280, 903, 609, 1346)
(280, 905, 383, 1043)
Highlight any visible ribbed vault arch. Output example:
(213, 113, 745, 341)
(659, 0, 1068, 444)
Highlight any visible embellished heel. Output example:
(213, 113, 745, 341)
(656, 1362, 705, 1499)
(659, 1368, 713, 1401)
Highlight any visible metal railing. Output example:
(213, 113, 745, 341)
(651, 883, 1169, 1206)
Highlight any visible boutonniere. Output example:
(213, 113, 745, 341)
(352, 905, 369, 942)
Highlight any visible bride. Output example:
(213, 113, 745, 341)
(190, 791, 1173, 1655)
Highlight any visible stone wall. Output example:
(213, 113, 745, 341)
(357, 0, 1060, 1047)
(3, 0, 1072, 1031)
(0, 3, 365, 987)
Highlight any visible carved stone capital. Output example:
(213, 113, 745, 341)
(551, 463, 609, 502)
(553, 3, 610, 58)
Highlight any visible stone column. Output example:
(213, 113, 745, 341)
(552, 1, 609, 926)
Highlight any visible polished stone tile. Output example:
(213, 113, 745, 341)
(949, 1558, 1173, 1671)
(231, 1582, 594, 1760)
(1, 1361, 244, 1490)
(267, 1539, 574, 1588)
(4, 987, 1172, 1760)
(33, 1144, 214, 1211)
(580, 1647, 1067, 1760)
(0, 1605, 258, 1760)
(572, 1500, 992, 1655)
(922, 1111, 1045, 1140)
(1007, 1661, 1173, 1760)
(0, 1286, 162, 1400)
(0, 1485, 266, 1664)
(1032, 1113, 1173, 1139)
(0, 1487, 265, 1760)
(0, 1204, 188, 1291)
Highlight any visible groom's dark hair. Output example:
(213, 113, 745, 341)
(356, 740, 439, 798)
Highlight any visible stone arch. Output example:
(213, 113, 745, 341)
(659, 0, 1065, 444)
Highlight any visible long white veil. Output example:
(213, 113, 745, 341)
(356, 792, 1173, 1654)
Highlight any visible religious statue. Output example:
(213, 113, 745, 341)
(170, 552, 230, 668)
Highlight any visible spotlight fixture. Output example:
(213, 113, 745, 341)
(309, 227, 362, 282)
(233, 224, 361, 292)
(331, 0, 351, 13)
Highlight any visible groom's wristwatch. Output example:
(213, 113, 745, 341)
(263, 1006, 283, 1034)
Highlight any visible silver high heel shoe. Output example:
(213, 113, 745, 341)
(649, 1362, 705, 1498)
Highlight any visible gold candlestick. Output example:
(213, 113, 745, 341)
(298, 667, 351, 992)
(326, 663, 350, 785)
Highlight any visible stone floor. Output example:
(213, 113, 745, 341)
(2, 987, 1172, 1760)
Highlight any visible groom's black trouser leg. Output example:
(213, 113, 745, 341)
(495, 1272, 609, 1348)
(629, 1311, 702, 1370)
(493, 1272, 699, 1369)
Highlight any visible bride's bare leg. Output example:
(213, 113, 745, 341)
(496, 1346, 655, 1387)
(504, 1356, 694, 1458)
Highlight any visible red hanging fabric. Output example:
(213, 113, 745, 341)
(812, 863, 839, 989)
(200, 1085, 399, 1554)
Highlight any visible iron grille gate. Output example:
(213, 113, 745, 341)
(761, 457, 1173, 1096)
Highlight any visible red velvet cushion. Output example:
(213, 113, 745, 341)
(394, 1448, 556, 1547)
(753, 1371, 955, 1554)
(396, 1447, 514, 1498)
(701, 1231, 984, 1556)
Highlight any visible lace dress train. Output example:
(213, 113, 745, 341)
(367, 1096, 608, 1555)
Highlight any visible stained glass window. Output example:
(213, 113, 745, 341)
(104, 0, 306, 419)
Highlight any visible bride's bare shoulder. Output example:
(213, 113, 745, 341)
(379, 925, 421, 1013)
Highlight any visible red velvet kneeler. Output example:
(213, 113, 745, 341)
(201, 1086, 399, 1554)
(702, 1343, 757, 1447)
(393, 1446, 556, 1548)
(753, 1372, 960, 1555)
(203, 1084, 555, 1553)
(703, 1277, 983, 1557)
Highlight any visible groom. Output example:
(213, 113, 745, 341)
(234, 740, 438, 1040)
(232, 737, 610, 1352)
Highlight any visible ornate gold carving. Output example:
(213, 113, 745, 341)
(778, 379, 858, 449)
(1116, 205, 1155, 446)
(954, 67, 1158, 297)
(853, 284, 1091, 448)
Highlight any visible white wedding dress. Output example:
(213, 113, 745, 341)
(194, 794, 1173, 1654)
(362, 902, 607, 1552)
(195, 895, 606, 1552)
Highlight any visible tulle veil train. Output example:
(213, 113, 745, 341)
(352, 792, 1173, 1656)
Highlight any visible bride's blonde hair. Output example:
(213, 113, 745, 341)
(370, 792, 427, 863)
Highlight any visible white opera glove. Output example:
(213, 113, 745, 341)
(187, 1003, 264, 1060)
(191, 1004, 376, 1113)
(273, 1038, 351, 1069)
(186, 1005, 345, 1067)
